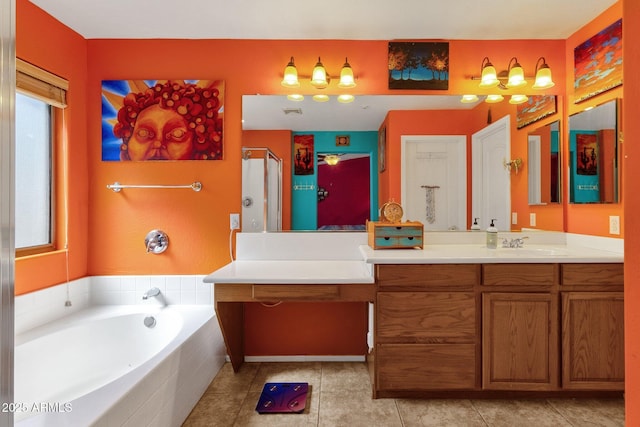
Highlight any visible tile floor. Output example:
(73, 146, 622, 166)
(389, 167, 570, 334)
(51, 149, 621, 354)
(182, 362, 625, 427)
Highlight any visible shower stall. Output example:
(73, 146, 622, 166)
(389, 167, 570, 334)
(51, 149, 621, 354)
(241, 147, 282, 232)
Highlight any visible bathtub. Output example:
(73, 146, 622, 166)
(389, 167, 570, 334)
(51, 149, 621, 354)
(14, 304, 226, 427)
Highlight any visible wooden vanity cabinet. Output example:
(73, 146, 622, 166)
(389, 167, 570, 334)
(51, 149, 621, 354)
(560, 264, 624, 390)
(374, 264, 479, 394)
(481, 264, 559, 390)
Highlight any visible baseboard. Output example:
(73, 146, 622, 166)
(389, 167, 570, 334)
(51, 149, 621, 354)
(243, 355, 366, 363)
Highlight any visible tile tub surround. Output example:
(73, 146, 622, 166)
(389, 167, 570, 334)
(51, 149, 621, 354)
(15, 275, 212, 335)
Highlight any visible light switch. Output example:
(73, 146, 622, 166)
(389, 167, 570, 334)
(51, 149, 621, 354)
(529, 213, 536, 227)
(511, 212, 518, 225)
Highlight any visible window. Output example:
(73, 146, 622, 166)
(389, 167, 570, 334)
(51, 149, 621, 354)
(15, 93, 52, 251)
(15, 59, 68, 256)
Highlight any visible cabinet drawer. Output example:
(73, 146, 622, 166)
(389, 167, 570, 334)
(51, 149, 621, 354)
(377, 343, 476, 390)
(377, 264, 478, 288)
(561, 263, 623, 286)
(483, 263, 557, 286)
(252, 284, 339, 300)
(374, 226, 423, 237)
(373, 235, 422, 249)
(377, 292, 475, 342)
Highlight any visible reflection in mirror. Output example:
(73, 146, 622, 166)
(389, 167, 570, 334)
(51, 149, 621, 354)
(317, 153, 370, 231)
(241, 147, 283, 231)
(568, 99, 619, 203)
(527, 120, 561, 205)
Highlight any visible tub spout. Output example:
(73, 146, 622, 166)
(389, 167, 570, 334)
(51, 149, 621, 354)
(142, 287, 162, 300)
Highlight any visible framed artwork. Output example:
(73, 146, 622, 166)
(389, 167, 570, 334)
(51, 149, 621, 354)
(293, 134, 314, 175)
(388, 41, 449, 90)
(574, 19, 622, 104)
(576, 133, 598, 175)
(336, 135, 350, 146)
(516, 95, 557, 129)
(101, 79, 224, 161)
(378, 127, 386, 173)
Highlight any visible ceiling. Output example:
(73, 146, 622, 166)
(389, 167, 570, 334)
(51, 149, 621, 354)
(31, 0, 617, 40)
(242, 95, 480, 131)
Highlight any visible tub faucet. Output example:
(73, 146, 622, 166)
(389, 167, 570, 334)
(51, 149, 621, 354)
(142, 287, 162, 300)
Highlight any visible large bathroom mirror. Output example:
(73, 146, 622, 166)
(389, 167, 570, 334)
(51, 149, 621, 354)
(241, 94, 558, 231)
(568, 98, 619, 204)
(528, 120, 561, 205)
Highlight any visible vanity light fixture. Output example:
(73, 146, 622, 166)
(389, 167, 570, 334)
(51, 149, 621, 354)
(324, 154, 340, 165)
(509, 94, 529, 105)
(479, 57, 500, 88)
(473, 56, 554, 92)
(506, 57, 526, 88)
(532, 57, 555, 89)
(338, 58, 356, 88)
(337, 94, 355, 104)
(282, 56, 358, 103)
(485, 94, 504, 103)
(311, 57, 329, 89)
(281, 57, 300, 88)
(460, 94, 480, 103)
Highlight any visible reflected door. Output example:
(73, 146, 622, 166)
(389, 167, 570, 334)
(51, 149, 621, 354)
(401, 135, 466, 230)
(317, 155, 370, 229)
(472, 115, 511, 232)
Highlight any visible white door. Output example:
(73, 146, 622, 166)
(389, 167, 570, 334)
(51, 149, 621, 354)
(472, 115, 511, 232)
(401, 135, 466, 230)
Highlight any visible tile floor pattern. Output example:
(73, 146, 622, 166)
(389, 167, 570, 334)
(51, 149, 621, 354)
(182, 362, 625, 427)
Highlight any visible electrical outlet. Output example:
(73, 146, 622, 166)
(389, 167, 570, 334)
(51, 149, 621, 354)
(609, 215, 620, 235)
(511, 212, 518, 225)
(529, 213, 536, 227)
(230, 213, 240, 230)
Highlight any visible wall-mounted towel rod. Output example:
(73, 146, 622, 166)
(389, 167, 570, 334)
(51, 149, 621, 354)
(106, 181, 202, 193)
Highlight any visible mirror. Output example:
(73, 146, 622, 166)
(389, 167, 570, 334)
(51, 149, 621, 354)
(568, 99, 619, 203)
(528, 120, 561, 205)
(241, 94, 559, 231)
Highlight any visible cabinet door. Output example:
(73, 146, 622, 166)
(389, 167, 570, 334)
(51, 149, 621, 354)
(482, 292, 558, 390)
(562, 292, 624, 390)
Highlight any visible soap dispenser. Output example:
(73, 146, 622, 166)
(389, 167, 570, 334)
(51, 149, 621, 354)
(486, 219, 498, 249)
(471, 218, 481, 231)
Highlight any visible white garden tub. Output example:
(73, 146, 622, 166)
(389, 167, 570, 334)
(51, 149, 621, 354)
(14, 304, 225, 426)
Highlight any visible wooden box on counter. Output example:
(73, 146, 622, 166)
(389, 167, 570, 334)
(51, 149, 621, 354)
(367, 221, 424, 249)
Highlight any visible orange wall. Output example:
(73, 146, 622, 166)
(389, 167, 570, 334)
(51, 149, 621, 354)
(624, 0, 640, 425)
(15, 0, 89, 293)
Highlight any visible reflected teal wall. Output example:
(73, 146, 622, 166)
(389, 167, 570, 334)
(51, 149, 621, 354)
(291, 131, 379, 230)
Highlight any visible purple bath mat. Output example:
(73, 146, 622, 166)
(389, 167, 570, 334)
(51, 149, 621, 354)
(255, 382, 309, 414)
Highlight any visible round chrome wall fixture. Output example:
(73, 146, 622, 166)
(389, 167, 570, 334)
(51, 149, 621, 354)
(145, 229, 169, 254)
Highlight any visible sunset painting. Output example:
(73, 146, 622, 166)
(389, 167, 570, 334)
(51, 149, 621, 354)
(516, 95, 557, 129)
(574, 19, 622, 103)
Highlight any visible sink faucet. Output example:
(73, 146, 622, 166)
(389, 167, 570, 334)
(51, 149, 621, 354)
(501, 237, 529, 248)
(142, 287, 162, 300)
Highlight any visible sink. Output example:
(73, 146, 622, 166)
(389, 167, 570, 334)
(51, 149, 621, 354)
(497, 247, 569, 256)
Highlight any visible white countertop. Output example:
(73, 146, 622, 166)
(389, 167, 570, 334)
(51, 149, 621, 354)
(359, 244, 623, 264)
(203, 260, 374, 284)
(203, 231, 623, 285)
